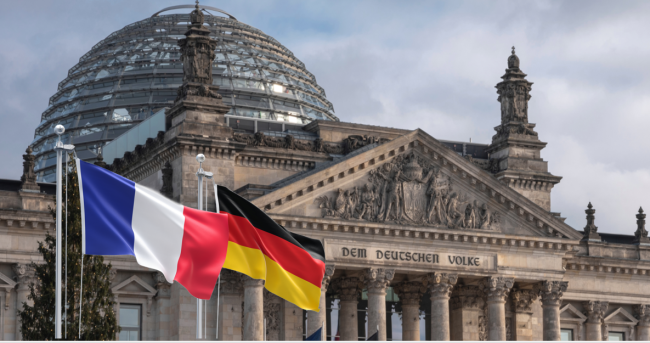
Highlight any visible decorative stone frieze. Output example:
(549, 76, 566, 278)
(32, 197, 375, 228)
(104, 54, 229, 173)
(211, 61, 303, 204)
(12, 263, 35, 290)
(217, 269, 243, 295)
(427, 272, 458, 298)
(480, 276, 514, 302)
(322, 265, 335, 290)
(450, 285, 483, 310)
(315, 151, 501, 230)
(511, 288, 538, 313)
(363, 268, 395, 292)
(539, 281, 567, 307)
(393, 281, 426, 305)
(584, 301, 609, 324)
(330, 277, 362, 301)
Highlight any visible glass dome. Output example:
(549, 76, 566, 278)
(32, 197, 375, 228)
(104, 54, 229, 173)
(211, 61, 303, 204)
(32, 9, 337, 182)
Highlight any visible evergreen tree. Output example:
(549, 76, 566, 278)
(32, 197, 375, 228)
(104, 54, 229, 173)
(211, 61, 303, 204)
(18, 157, 118, 340)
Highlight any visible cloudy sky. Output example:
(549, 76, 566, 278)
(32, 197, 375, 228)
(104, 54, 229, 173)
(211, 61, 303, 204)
(1, 0, 650, 235)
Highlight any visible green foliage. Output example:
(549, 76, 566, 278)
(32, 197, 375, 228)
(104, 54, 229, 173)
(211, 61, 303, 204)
(18, 157, 119, 340)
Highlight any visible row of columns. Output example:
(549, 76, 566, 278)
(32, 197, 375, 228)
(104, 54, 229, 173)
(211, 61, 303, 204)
(301, 267, 567, 341)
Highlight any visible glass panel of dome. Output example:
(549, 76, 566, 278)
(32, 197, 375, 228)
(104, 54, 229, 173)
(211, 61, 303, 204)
(151, 90, 176, 104)
(213, 77, 231, 88)
(154, 77, 182, 86)
(231, 79, 262, 91)
(303, 107, 325, 120)
(272, 99, 300, 112)
(230, 65, 259, 78)
(114, 92, 149, 106)
(234, 95, 270, 108)
(111, 109, 133, 123)
(80, 111, 109, 127)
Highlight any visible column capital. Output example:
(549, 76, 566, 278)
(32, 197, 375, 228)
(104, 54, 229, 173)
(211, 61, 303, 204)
(242, 275, 264, 288)
(539, 281, 568, 307)
(583, 300, 609, 324)
(511, 288, 538, 313)
(363, 268, 394, 293)
(393, 281, 426, 305)
(219, 269, 243, 295)
(330, 276, 362, 302)
(634, 304, 650, 326)
(12, 263, 35, 291)
(322, 264, 336, 291)
(427, 272, 458, 299)
(450, 285, 484, 310)
(153, 271, 172, 298)
(480, 276, 514, 303)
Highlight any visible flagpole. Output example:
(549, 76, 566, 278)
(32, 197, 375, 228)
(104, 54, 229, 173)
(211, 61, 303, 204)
(196, 153, 205, 340)
(53, 124, 74, 340)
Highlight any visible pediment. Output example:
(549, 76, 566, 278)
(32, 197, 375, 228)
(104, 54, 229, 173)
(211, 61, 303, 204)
(111, 275, 156, 296)
(251, 129, 582, 240)
(604, 307, 638, 325)
(560, 304, 587, 321)
(0, 271, 17, 289)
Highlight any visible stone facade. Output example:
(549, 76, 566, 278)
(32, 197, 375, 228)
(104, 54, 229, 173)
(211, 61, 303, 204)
(2, 15, 650, 342)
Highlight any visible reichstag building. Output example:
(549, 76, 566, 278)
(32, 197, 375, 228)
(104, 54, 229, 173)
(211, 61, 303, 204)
(1, 3, 649, 341)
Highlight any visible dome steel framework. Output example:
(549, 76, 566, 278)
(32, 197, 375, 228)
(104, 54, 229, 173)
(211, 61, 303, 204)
(31, 8, 337, 182)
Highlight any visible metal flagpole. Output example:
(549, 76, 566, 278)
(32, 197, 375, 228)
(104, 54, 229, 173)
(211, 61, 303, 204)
(196, 154, 205, 340)
(212, 176, 221, 340)
(322, 321, 325, 341)
(54, 124, 74, 339)
(64, 153, 68, 339)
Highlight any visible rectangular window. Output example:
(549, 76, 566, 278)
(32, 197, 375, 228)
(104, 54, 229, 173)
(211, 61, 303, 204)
(119, 304, 141, 341)
(608, 332, 625, 341)
(561, 329, 573, 341)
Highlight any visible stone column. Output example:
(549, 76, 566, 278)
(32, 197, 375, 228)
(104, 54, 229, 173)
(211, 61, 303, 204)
(153, 272, 172, 340)
(242, 276, 264, 341)
(307, 265, 335, 338)
(634, 304, 650, 341)
(331, 276, 362, 341)
(393, 281, 427, 341)
(13, 263, 35, 341)
(583, 301, 608, 341)
(450, 285, 484, 341)
(218, 270, 244, 341)
(364, 268, 395, 341)
(539, 281, 568, 341)
(427, 273, 457, 341)
(480, 276, 514, 341)
(510, 288, 540, 341)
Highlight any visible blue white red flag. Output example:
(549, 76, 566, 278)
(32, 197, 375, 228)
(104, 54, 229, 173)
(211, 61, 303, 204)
(75, 159, 229, 299)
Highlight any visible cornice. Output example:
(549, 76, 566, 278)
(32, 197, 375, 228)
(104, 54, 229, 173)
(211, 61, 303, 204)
(269, 213, 579, 254)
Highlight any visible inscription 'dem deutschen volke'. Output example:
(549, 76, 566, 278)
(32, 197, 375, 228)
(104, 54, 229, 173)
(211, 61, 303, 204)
(340, 247, 481, 267)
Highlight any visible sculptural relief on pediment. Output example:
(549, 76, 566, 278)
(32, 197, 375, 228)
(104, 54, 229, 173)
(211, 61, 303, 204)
(315, 151, 501, 231)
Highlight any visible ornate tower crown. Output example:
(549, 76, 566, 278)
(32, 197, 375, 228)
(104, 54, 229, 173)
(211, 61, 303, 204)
(189, 0, 205, 29)
(507, 46, 520, 69)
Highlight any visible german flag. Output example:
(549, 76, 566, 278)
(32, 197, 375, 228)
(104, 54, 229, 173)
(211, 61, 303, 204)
(217, 186, 326, 311)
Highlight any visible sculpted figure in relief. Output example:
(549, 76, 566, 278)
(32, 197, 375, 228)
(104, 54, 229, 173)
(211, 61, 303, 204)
(315, 151, 501, 231)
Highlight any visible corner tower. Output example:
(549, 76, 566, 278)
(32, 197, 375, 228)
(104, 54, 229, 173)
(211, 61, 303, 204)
(486, 47, 561, 211)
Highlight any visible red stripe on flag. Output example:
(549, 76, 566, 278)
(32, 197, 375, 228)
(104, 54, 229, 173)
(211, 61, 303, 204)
(227, 214, 325, 288)
(175, 208, 229, 299)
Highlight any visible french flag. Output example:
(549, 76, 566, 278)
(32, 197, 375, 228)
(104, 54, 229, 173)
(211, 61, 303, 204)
(76, 159, 229, 299)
